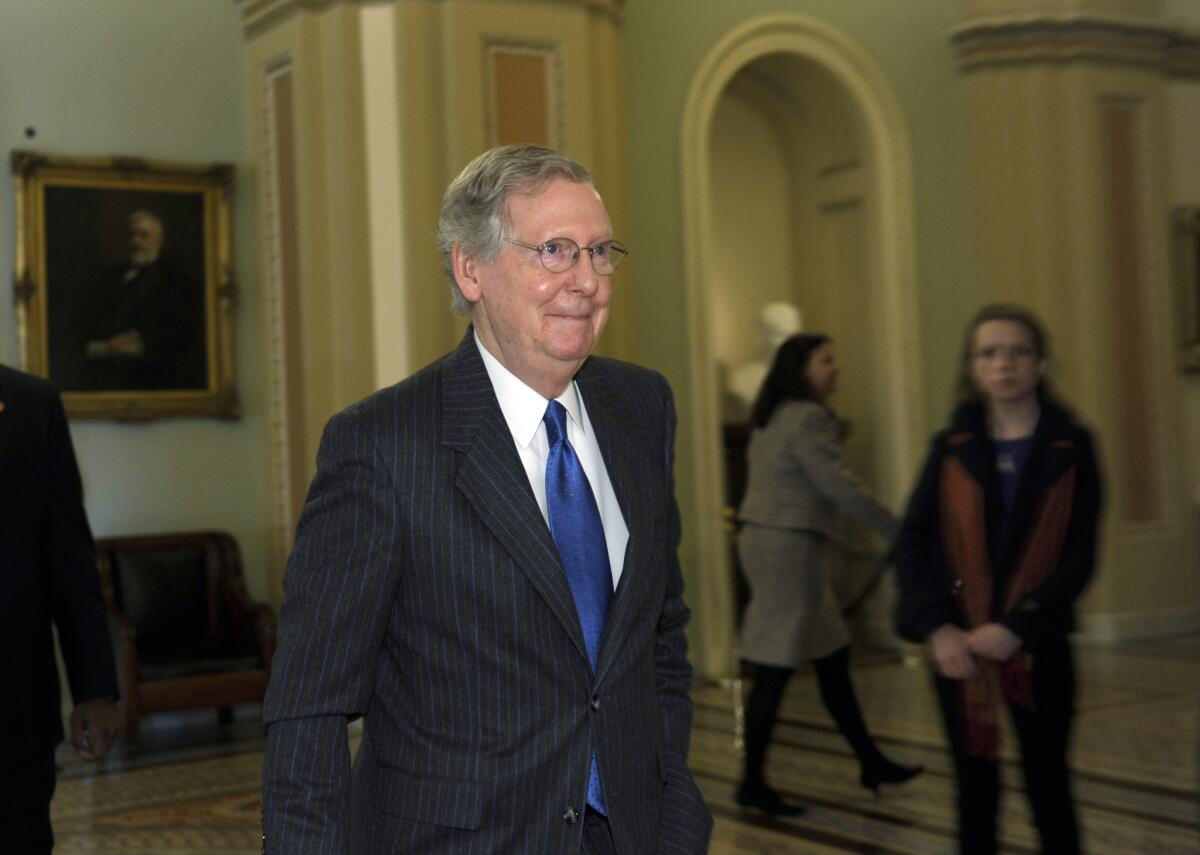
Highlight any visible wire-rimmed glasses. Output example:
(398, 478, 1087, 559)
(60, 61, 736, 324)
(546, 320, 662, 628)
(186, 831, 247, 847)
(504, 237, 628, 275)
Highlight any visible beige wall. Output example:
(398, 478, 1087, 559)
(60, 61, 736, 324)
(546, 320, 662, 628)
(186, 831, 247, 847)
(625, 0, 972, 671)
(5, 0, 1195, 657)
(0, 1, 271, 598)
(952, 0, 1200, 635)
(242, 0, 632, 592)
(628, 0, 1199, 661)
(708, 92, 796, 380)
(958, 0, 1163, 14)
(1166, 0, 1200, 510)
(1165, 0, 1200, 622)
(626, 0, 974, 433)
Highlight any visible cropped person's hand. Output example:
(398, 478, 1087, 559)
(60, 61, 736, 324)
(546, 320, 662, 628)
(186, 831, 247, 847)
(967, 623, 1022, 662)
(928, 625, 978, 680)
(71, 698, 121, 761)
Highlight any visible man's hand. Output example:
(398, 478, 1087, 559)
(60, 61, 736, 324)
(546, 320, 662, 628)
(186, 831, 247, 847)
(928, 624, 979, 680)
(967, 623, 1022, 662)
(70, 698, 121, 761)
(106, 330, 145, 357)
(85, 330, 145, 358)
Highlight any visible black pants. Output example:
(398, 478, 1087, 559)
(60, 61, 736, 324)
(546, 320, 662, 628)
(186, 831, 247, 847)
(0, 749, 57, 854)
(741, 648, 886, 789)
(934, 640, 1080, 855)
(740, 663, 794, 788)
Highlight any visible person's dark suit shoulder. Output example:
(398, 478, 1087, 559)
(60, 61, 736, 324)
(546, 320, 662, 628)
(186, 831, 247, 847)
(1, 362, 59, 405)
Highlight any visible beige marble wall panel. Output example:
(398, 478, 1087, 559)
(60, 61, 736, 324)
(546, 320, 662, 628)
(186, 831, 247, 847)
(245, 4, 377, 594)
(242, 2, 636, 587)
(386, 0, 631, 368)
(578, 9, 631, 362)
(390, 1, 465, 369)
(958, 29, 1198, 629)
(360, 2, 410, 387)
(1100, 104, 1160, 524)
(957, 0, 1165, 18)
(265, 64, 311, 592)
(489, 47, 553, 146)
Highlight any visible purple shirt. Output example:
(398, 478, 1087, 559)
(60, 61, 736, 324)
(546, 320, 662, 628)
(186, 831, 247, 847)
(995, 436, 1033, 509)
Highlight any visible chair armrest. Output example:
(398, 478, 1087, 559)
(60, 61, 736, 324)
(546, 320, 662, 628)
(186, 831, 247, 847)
(106, 611, 138, 654)
(219, 569, 258, 614)
(216, 571, 267, 629)
(107, 613, 140, 705)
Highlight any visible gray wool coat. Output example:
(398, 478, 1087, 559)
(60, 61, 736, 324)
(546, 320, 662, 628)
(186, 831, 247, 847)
(737, 400, 898, 665)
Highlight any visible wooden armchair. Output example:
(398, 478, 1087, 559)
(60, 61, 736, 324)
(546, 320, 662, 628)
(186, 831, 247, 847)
(95, 531, 276, 737)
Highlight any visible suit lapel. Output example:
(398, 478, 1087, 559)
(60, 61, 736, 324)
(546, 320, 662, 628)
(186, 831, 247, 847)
(440, 332, 592, 666)
(576, 365, 656, 684)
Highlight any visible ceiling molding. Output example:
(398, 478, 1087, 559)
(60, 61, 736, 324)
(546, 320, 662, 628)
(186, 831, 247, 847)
(950, 12, 1199, 78)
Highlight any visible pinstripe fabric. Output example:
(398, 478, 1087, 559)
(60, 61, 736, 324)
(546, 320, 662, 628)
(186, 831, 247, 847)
(262, 331, 712, 854)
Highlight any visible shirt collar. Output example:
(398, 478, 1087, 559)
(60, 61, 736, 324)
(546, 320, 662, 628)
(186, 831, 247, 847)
(474, 331, 585, 450)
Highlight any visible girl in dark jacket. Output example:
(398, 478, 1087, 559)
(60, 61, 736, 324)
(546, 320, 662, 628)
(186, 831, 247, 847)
(895, 304, 1102, 854)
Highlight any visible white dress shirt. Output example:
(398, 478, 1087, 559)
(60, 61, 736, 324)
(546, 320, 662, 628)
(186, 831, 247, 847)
(475, 333, 629, 589)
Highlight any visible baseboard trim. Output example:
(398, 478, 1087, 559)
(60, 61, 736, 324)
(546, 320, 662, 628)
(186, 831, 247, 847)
(1076, 606, 1200, 644)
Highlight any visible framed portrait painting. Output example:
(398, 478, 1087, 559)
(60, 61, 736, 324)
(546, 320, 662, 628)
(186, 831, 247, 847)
(11, 150, 239, 419)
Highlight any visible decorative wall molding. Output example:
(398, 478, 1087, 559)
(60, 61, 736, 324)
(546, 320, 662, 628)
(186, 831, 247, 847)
(485, 39, 564, 148)
(241, 0, 623, 40)
(1102, 102, 1164, 525)
(951, 13, 1200, 78)
(679, 12, 922, 679)
(241, 0, 377, 40)
(1077, 604, 1200, 644)
(1169, 29, 1200, 79)
(259, 58, 305, 592)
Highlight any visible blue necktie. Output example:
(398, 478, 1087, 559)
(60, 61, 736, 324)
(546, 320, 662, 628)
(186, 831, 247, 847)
(543, 400, 612, 815)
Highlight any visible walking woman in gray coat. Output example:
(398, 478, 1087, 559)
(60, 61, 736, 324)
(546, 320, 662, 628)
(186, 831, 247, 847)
(735, 333, 922, 816)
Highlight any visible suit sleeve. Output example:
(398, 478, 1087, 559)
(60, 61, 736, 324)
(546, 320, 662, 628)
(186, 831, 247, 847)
(894, 434, 959, 642)
(262, 405, 404, 854)
(788, 406, 899, 543)
(652, 377, 714, 853)
(43, 389, 118, 705)
(999, 429, 1103, 645)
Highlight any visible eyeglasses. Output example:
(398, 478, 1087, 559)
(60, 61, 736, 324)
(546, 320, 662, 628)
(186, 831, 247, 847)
(504, 237, 628, 275)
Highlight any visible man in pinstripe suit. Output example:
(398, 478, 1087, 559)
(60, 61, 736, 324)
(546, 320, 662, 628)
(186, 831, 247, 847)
(262, 145, 712, 853)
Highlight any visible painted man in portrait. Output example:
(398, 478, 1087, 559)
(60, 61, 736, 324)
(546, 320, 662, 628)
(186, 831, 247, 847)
(76, 209, 206, 391)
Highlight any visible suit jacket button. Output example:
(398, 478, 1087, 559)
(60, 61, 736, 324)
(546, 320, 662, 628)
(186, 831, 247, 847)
(563, 807, 578, 824)
(590, 694, 601, 711)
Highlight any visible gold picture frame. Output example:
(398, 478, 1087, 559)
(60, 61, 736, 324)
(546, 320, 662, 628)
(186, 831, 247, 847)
(11, 150, 239, 419)
(1174, 205, 1200, 373)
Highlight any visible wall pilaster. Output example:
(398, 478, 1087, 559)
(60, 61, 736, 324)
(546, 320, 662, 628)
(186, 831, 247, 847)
(952, 0, 1199, 632)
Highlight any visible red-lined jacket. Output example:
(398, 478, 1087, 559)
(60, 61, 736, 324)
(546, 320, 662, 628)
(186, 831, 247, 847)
(895, 401, 1102, 648)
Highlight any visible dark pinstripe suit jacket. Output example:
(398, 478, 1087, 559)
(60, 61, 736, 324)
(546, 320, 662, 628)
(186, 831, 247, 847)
(262, 331, 712, 854)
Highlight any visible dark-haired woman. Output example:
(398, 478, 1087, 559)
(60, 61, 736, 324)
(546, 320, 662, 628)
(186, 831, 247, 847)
(735, 333, 923, 816)
(895, 305, 1102, 854)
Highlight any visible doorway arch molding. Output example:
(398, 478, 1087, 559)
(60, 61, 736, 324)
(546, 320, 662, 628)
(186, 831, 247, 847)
(679, 13, 923, 679)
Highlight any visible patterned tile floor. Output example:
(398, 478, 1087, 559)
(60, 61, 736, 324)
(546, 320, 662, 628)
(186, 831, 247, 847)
(50, 635, 1199, 853)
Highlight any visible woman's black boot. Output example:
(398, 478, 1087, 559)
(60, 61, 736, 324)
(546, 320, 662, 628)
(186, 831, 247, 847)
(814, 646, 924, 794)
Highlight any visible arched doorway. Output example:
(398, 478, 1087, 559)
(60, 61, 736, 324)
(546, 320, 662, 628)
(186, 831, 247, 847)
(680, 14, 923, 680)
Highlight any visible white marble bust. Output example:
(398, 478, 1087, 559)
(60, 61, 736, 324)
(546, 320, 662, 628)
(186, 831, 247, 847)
(725, 301, 803, 422)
